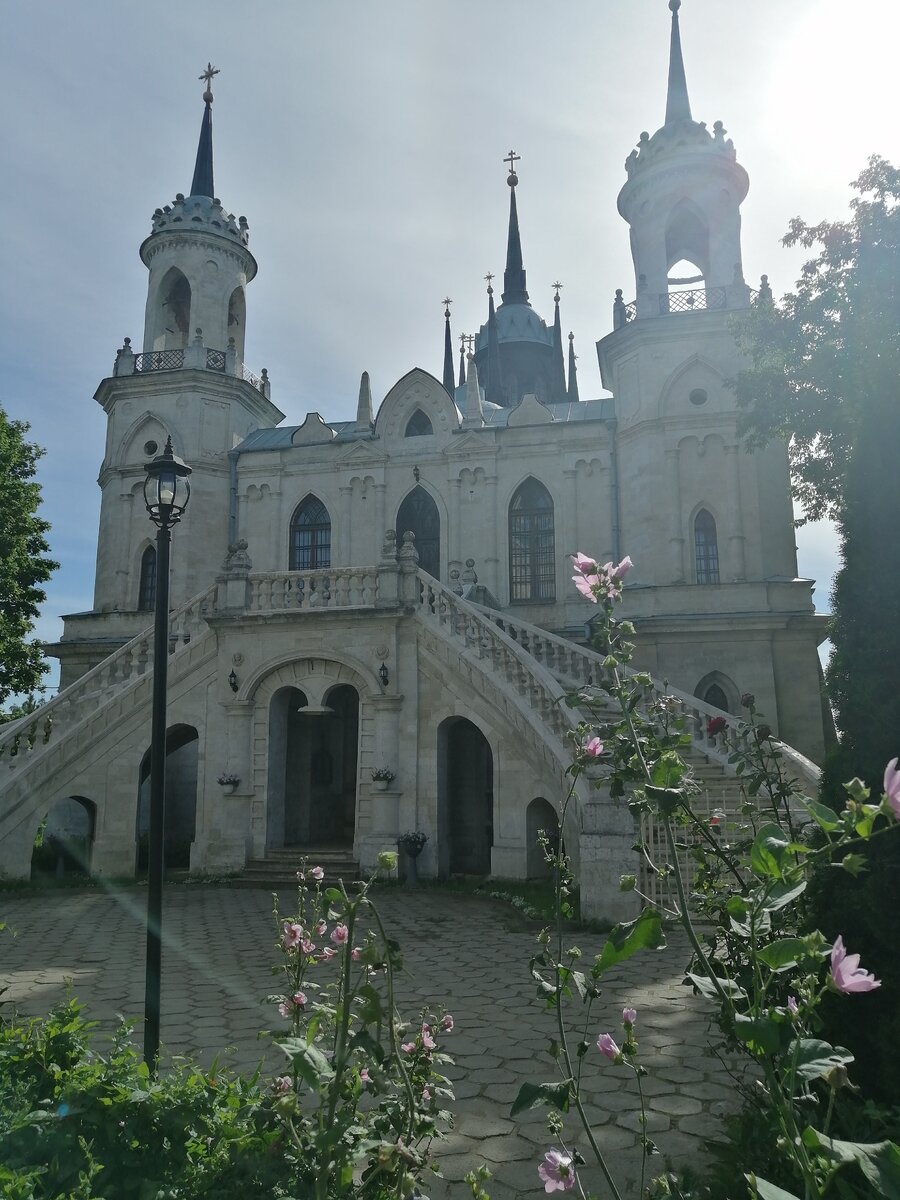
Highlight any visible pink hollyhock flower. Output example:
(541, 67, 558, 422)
(421, 1024, 436, 1050)
(320, 946, 336, 961)
(351, 947, 361, 961)
(441, 1014, 454, 1032)
(582, 735, 603, 758)
(300, 938, 316, 956)
(597, 1032, 620, 1060)
(316, 920, 328, 936)
(611, 555, 633, 579)
(281, 922, 304, 950)
(331, 924, 349, 946)
(538, 1148, 575, 1193)
(308, 866, 325, 882)
(292, 991, 307, 1008)
(573, 572, 600, 602)
(622, 1007, 637, 1026)
(885, 758, 900, 819)
(571, 552, 598, 574)
(422, 1086, 431, 1101)
(401, 1041, 416, 1053)
(787, 995, 799, 1016)
(360, 1068, 371, 1083)
(274, 1075, 292, 1094)
(278, 1001, 291, 1019)
(830, 935, 881, 993)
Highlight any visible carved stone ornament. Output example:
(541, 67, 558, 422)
(222, 538, 252, 573)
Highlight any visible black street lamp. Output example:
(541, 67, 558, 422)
(142, 435, 191, 1073)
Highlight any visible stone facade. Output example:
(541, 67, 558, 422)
(0, 7, 826, 921)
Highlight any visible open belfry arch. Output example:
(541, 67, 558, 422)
(2, 7, 826, 922)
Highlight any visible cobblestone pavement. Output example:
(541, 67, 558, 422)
(0, 885, 736, 1198)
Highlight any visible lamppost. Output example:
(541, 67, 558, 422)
(142, 435, 191, 1073)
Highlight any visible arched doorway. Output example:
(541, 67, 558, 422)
(438, 718, 493, 875)
(396, 486, 440, 579)
(136, 725, 199, 870)
(526, 797, 559, 879)
(268, 684, 359, 849)
(31, 796, 96, 879)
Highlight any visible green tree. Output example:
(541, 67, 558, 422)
(0, 407, 58, 710)
(732, 155, 900, 524)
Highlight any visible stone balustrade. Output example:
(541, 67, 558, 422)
(112, 335, 270, 399)
(239, 567, 380, 614)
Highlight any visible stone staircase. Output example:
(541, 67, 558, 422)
(238, 847, 360, 889)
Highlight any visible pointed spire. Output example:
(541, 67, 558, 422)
(485, 276, 504, 405)
(463, 353, 484, 426)
(441, 299, 455, 396)
(501, 151, 529, 306)
(551, 282, 567, 403)
(356, 370, 374, 429)
(458, 333, 467, 387)
(190, 63, 219, 198)
(664, 1, 692, 125)
(567, 332, 580, 403)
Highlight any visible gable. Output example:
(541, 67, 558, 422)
(374, 368, 460, 444)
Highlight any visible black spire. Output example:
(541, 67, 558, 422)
(501, 151, 529, 306)
(567, 332, 580, 403)
(442, 299, 455, 396)
(458, 334, 467, 387)
(664, 1, 692, 125)
(551, 283, 567, 403)
(486, 280, 504, 404)
(190, 63, 219, 198)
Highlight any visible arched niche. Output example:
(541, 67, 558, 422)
(138, 544, 157, 611)
(136, 725, 199, 871)
(396, 486, 441, 579)
(665, 201, 709, 281)
(526, 797, 559, 879)
(437, 717, 494, 876)
(149, 267, 192, 351)
(695, 671, 739, 715)
(31, 796, 96, 879)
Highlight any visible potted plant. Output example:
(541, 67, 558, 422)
(397, 830, 427, 888)
(217, 772, 240, 795)
(370, 766, 395, 792)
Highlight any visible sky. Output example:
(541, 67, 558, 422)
(2, 0, 897, 690)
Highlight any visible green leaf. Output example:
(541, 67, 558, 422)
(746, 1176, 802, 1200)
(650, 751, 686, 789)
(592, 908, 666, 978)
(751, 824, 791, 879)
(762, 880, 807, 913)
(800, 798, 840, 832)
(735, 1014, 783, 1055)
(686, 973, 746, 1002)
(757, 938, 808, 972)
(790, 1039, 854, 1082)
(645, 784, 684, 814)
(277, 1038, 334, 1087)
(802, 1129, 900, 1197)
(510, 1080, 571, 1116)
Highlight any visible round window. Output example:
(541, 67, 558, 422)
(143, 439, 159, 456)
(689, 388, 708, 407)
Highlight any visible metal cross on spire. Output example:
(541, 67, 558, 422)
(199, 62, 220, 101)
(552, 281, 563, 301)
(504, 150, 520, 174)
(442, 297, 453, 317)
(484, 272, 495, 293)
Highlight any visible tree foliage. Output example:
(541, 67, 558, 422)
(732, 155, 900, 523)
(0, 407, 57, 708)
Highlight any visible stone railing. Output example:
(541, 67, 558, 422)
(471, 604, 821, 796)
(416, 574, 575, 762)
(113, 336, 270, 399)
(0, 584, 216, 770)
(242, 567, 380, 614)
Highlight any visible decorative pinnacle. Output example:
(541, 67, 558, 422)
(442, 297, 453, 317)
(553, 280, 563, 302)
(199, 62, 220, 104)
(484, 271, 495, 294)
(669, 0, 680, 10)
(504, 149, 520, 186)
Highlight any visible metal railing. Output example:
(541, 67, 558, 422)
(134, 350, 185, 373)
(661, 286, 727, 315)
(206, 349, 226, 371)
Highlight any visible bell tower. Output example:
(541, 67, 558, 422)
(51, 68, 283, 686)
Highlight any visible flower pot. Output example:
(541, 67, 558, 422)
(373, 778, 390, 792)
(222, 782, 237, 796)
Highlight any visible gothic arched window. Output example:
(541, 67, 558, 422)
(138, 545, 157, 611)
(405, 409, 433, 437)
(396, 486, 440, 578)
(290, 495, 331, 570)
(509, 479, 556, 602)
(703, 683, 729, 712)
(694, 509, 720, 584)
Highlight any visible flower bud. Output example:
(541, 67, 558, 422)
(377, 850, 398, 871)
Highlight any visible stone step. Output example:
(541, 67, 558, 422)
(238, 845, 360, 888)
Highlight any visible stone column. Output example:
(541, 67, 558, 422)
(665, 447, 685, 583)
(449, 476, 462, 575)
(338, 485, 352, 565)
(725, 444, 747, 581)
(484, 475, 499, 596)
(563, 466, 578, 562)
(374, 483, 387, 564)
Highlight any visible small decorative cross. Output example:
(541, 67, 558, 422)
(484, 271, 494, 294)
(459, 333, 468, 349)
(552, 280, 563, 301)
(442, 297, 452, 317)
(199, 62, 220, 99)
(466, 334, 476, 353)
(504, 150, 520, 175)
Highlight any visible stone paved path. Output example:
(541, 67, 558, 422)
(0, 885, 736, 1198)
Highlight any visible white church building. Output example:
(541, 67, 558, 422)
(0, 3, 826, 921)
